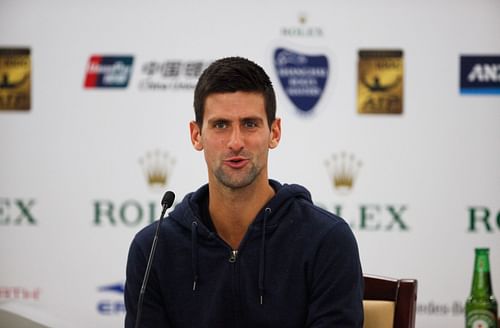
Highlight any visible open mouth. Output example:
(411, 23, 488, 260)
(224, 157, 248, 168)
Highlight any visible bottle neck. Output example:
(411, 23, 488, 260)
(470, 252, 494, 297)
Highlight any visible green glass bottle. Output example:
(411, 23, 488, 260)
(466, 248, 498, 328)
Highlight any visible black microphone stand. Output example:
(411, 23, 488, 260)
(134, 191, 175, 328)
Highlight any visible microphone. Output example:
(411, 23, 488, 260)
(135, 191, 175, 328)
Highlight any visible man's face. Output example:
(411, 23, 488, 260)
(190, 91, 281, 190)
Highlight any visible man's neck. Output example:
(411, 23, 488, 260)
(208, 179, 275, 250)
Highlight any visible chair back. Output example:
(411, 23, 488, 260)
(363, 274, 418, 328)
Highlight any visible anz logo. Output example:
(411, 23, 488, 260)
(467, 64, 500, 82)
(97, 283, 125, 315)
(460, 55, 500, 95)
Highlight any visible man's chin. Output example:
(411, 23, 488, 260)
(217, 174, 255, 190)
(214, 166, 261, 190)
(220, 178, 254, 190)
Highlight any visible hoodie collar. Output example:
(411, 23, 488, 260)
(171, 179, 312, 234)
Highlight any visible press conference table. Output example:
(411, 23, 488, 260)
(0, 309, 49, 328)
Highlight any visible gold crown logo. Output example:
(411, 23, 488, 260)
(325, 152, 362, 193)
(139, 150, 175, 189)
(298, 13, 307, 25)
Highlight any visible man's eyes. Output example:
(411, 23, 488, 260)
(212, 120, 259, 129)
(243, 120, 258, 128)
(214, 121, 228, 129)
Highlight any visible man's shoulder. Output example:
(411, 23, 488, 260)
(131, 221, 159, 247)
(292, 197, 347, 227)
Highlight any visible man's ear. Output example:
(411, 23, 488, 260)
(189, 121, 203, 151)
(269, 118, 281, 149)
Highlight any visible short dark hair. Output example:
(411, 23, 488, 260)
(193, 57, 276, 129)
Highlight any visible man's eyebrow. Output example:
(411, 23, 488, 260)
(206, 116, 264, 124)
(207, 117, 229, 124)
(241, 116, 264, 122)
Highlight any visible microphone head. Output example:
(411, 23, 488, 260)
(161, 191, 175, 208)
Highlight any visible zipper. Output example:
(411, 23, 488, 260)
(192, 214, 240, 325)
(228, 248, 240, 327)
(229, 249, 238, 263)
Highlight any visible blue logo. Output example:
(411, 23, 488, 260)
(274, 48, 329, 113)
(460, 55, 500, 95)
(97, 283, 125, 315)
(99, 283, 125, 294)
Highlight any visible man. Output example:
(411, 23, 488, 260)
(125, 57, 364, 327)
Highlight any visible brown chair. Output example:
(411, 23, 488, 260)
(363, 274, 418, 328)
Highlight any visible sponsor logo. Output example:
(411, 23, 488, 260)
(0, 198, 37, 225)
(357, 50, 404, 114)
(329, 203, 409, 231)
(99, 284, 124, 294)
(97, 283, 125, 315)
(274, 47, 329, 114)
(84, 55, 134, 88)
(417, 300, 464, 317)
(139, 150, 176, 191)
(93, 149, 175, 227)
(138, 60, 210, 91)
(280, 12, 323, 38)
(325, 152, 362, 195)
(0, 287, 41, 300)
(93, 199, 162, 226)
(460, 55, 500, 95)
(0, 48, 31, 110)
(467, 206, 500, 232)
(320, 153, 410, 231)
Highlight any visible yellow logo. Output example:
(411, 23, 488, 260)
(357, 50, 403, 114)
(0, 48, 31, 110)
(139, 150, 175, 190)
(325, 152, 362, 194)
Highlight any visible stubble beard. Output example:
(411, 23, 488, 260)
(214, 163, 261, 190)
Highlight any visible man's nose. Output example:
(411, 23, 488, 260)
(228, 127, 244, 151)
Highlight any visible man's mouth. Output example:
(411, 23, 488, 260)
(224, 157, 249, 169)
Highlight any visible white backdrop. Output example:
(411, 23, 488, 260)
(1, 0, 499, 327)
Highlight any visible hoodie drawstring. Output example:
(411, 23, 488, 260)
(190, 208, 271, 304)
(258, 208, 271, 305)
(191, 221, 199, 291)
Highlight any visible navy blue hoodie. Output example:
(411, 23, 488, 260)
(125, 180, 364, 327)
